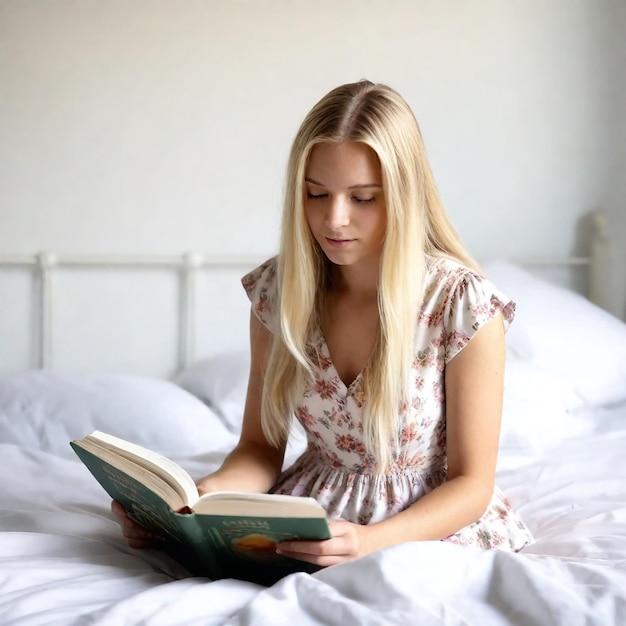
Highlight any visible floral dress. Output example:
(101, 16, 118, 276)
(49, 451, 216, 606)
(242, 256, 533, 551)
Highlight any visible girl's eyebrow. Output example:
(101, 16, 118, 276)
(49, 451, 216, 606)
(304, 177, 382, 189)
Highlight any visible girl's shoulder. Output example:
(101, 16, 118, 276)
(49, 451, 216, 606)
(421, 255, 515, 360)
(423, 254, 507, 302)
(241, 256, 279, 332)
(241, 256, 278, 295)
(424, 254, 483, 288)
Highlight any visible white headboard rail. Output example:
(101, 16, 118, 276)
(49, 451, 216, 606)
(0, 210, 611, 373)
(0, 252, 264, 372)
(513, 210, 611, 310)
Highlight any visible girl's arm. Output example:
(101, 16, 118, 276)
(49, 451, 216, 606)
(277, 313, 505, 565)
(196, 311, 286, 495)
(113, 310, 284, 547)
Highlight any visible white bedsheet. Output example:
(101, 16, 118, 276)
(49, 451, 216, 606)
(1, 403, 625, 626)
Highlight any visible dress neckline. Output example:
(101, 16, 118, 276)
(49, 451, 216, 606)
(314, 326, 365, 393)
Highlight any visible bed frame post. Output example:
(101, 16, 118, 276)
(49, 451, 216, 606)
(36, 252, 57, 370)
(588, 211, 611, 310)
(179, 252, 203, 373)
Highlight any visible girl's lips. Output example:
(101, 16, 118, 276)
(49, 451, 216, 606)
(325, 237, 354, 248)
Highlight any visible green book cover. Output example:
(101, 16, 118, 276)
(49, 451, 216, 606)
(70, 440, 331, 586)
(184, 512, 330, 584)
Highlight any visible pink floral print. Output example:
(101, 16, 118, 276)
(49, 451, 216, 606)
(242, 256, 533, 552)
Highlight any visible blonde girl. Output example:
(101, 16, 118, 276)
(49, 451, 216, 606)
(113, 80, 533, 564)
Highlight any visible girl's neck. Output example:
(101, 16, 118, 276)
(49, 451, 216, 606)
(329, 258, 380, 302)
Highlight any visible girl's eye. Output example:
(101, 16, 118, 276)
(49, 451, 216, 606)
(307, 192, 328, 200)
(353, 196, 376, 204)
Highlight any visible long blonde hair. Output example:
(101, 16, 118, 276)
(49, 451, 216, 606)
(262, 80, 477, 471)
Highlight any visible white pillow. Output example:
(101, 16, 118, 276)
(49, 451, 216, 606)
(174, 349, 590, 470)
(174, 352, 309, 465)
(501, 355, 590, 441)
(0, 370, 233, 459)
(484, 261, 626, 407)
(497, 354, 595, 471)
(173, 351, 251, 433)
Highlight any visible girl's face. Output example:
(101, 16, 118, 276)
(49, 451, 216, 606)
(304, 142, 387, 271)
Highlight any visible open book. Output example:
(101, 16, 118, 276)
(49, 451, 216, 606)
(70, 431, 331, 585)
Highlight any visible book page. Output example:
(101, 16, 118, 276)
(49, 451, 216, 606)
(193, 491, 327, 518)
(72, 438, 187, 510)
(88, 430, 198, 505)
(79, 432, 198, 507)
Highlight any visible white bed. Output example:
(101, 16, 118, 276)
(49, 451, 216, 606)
(1, 214, 626, 625)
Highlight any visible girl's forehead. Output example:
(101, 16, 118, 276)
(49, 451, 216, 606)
(305, 142, 382, 187)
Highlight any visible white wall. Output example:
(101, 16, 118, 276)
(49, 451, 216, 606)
(0, 0, 623, 375)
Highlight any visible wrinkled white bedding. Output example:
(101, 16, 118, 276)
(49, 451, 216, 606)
(3, 261, 626, 625)
(1, 400, 625, 626)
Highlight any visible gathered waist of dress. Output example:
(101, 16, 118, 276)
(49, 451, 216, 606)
(272, 445, 449, 523)
(293, 444, 448, 481)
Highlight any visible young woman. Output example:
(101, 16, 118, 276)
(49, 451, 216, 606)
(113, 80, 533, 565)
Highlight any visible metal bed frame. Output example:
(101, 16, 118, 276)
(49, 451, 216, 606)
(0, 211, 611, 372)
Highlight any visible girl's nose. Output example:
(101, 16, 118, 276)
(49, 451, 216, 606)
(325, 197, 350, 229)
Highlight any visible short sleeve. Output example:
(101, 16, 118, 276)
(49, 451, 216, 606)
(241, 256, 279, 333)
(444, 272, 515, 364)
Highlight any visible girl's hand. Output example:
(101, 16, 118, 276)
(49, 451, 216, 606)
(110, 500, 164, 549)
(195, 474, 222, 497)
(276, 519, 372, 567)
